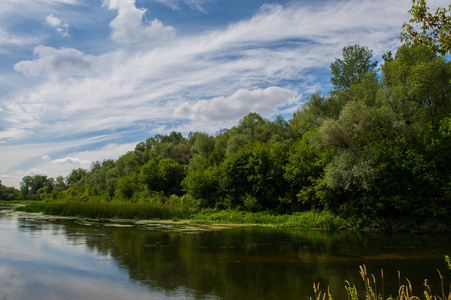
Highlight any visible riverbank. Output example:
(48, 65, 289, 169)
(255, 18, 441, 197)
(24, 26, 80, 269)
(11, 200, 451, 232)
(14, 201, 348, 230)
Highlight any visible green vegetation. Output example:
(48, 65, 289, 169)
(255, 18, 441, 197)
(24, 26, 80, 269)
(16, 200, 192, 220)
(5, 1, 451, 230)
(0, 183, 20, 201)
(15, 200, 347, 229)
(191, 209, 347, 229)
(401, 0, 451, 55)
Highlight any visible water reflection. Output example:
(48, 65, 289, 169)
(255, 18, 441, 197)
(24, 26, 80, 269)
(0, 209, 450, 299)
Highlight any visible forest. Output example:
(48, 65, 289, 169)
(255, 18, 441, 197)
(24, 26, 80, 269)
(7, 41, 450, 229)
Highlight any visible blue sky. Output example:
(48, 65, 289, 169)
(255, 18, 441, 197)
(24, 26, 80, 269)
(0, 0, 447, 187)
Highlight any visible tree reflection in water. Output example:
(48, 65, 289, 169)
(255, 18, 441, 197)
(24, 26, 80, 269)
(12, 215, 451, 300)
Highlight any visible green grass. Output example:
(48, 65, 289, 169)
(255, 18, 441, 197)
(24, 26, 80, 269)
(16, 201, 192, 220)
(15, 201, 349, 229)
(17, 201, 447, 232)
(0, 200, 34, 205)
(191, 209, 348, 229)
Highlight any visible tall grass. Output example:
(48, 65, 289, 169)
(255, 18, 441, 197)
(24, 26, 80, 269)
(16, 201, 348, 229)
(191, 209, 348, 229)
(16, 201, 192, 220)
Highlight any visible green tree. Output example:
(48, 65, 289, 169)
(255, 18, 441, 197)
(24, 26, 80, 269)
(141, 158, 185, 196)
(20, 175, 33, 198)
(54, 176, 67, 192)
(401, 0, 451, 55)
(189, 133, 216, 168)
(182, 165, 220, 208)
(19, 175, 54, 199)
(0, 184, 20, 200)
(381, 44, 451, 127)
(115, 175, 139, 201)
(66, 168, 88, 187)
(330, 45, 378, 89)
(218, 142, 289, 211)
(157, 158, 185, 196)
(284, 131, 329, 210)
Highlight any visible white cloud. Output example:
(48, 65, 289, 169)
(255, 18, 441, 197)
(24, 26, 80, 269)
(0, 27, 38, 47)
(26, 168, 49, 176)
(52, 157, 91, 166)
(176, 87, 299, 121)
(13, 45, 93, 77)
(45, 14, 69, 37)
(106, 0, 175, 43)
(41, 155, 52, 161)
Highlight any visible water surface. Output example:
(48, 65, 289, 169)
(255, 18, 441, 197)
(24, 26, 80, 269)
(0, 206, 449, 299)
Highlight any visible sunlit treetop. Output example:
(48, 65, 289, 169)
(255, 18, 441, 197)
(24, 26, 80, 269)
(401, 0, 451, 55)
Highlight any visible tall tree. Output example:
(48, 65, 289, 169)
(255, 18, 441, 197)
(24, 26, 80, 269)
(19, 175, 54, 199)
(330, 45, 378, 89)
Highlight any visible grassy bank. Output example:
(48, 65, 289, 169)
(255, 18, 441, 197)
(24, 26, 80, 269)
(14, 201, 450, 231)
(15, 201, 350, 229)
(16, 201, 192, 220)
(191, 209, 348, 229)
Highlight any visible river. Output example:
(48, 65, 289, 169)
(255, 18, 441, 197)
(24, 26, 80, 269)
(0, 205, 449, 299)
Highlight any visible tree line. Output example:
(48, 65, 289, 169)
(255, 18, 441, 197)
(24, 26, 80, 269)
(12, 42, 450, 225)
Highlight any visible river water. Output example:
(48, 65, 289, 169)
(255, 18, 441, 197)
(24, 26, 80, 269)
(0, 206, 449, 299)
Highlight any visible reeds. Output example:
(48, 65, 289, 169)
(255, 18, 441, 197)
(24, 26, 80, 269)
(17, 201, 348, 229)
(16, 201, 191, 220)
(311, 283, 333, 300)
(312, 257, 451, 300)
(191, 209, 347, 229)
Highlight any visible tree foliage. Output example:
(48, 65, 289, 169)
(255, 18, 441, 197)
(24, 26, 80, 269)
(330, 45, 378, 89)
(401, 0, 451, 55)
(0, 183, 20, 200)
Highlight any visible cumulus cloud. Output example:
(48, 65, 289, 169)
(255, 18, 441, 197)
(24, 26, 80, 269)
(52, 157, 91, 166)
(45, 14, 69, 37)
(105, 0, 175, 43)
(13, 45, 92, 77)
(176, 87, 299, 121)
